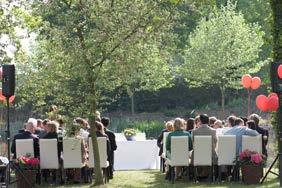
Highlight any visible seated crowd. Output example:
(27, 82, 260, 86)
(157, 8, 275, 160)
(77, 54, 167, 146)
(10, 114, 117, 184)
(157, 113, 269, 181)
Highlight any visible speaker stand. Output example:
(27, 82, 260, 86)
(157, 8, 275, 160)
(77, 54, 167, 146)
(4, 97, 34, 188)
(261, 153, 280, 184)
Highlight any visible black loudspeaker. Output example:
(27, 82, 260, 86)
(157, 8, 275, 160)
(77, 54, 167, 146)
(2, 64, 15, 98)
(270, 62, 282, 94)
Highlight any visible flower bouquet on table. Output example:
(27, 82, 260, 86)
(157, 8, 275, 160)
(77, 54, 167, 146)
(123, 128, 138, 141)
(15, 154, 40, 188)
(237, 149, 266, 184)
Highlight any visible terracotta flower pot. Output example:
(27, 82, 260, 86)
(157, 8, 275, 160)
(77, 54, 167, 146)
(16, 169, 37, 188)
(241, 165, 263, 184)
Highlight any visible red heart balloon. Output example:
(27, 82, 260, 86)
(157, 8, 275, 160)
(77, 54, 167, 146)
(268, 96, 279, 112)
(256, 95, 268, 112)
(268, 92, 278, 99)
(251, 77, 261, 90)
(241, 74, 252, 89)
(278, 65, 282, 79)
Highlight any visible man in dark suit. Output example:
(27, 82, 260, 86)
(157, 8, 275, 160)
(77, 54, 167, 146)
(249, 114, 269, 157)
(101, 117, 117, 179)
(11, 122, 39, 158)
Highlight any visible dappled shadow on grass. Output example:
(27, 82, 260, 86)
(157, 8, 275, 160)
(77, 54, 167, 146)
(143, 170, 279, 188)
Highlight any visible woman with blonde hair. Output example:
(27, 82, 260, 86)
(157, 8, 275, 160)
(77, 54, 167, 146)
(157, 120, 174, 171)
(166, 118, 193, 180)
(42, 121, 62, 157)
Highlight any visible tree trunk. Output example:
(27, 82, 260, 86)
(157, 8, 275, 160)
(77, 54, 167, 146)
(220, 86, 225, 117)
(88, 86, 104, 186)
(131, 92, 135, 115)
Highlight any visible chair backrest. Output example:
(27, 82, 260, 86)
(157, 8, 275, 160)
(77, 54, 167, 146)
(162, 132, 170, 157)
(170, 136, 189, 166)
(217, 135, 236, 165)
(63, 138, 82, 169)
(242, 135, 262, 154)
(88, 137, 108, 168)
(16, 139, 34, 158)
(39, 139, 59, 169)
(193, 136, 212, 166)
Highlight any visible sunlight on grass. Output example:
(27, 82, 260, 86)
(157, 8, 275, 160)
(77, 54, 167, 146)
(109, 170, 279, 188)
(43, 170, 279, 188)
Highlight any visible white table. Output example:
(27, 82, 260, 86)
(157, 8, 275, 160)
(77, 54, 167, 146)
(114, 140, 160, 170)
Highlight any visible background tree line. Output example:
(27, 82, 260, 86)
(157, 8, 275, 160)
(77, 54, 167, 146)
(0, 0, 274, 185)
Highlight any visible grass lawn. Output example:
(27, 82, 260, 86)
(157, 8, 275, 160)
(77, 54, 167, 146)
(39, 170, 279, 188)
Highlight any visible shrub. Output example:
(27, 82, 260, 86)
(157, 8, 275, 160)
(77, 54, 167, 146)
(109, 117, 164, 139)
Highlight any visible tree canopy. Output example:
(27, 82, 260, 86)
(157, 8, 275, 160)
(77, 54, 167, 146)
(183, 1, 265, 111)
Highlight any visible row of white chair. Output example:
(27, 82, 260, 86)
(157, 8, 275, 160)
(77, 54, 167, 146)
(163, 134, 262, 183)
(163, 134, 262, 166)
(15, 137, 109, 183)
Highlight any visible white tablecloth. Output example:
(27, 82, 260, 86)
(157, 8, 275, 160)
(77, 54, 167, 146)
(114, 140, 160, 170)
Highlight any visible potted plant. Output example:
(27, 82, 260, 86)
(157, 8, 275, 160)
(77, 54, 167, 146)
(123, 128, 138, 141)
(15, 154, 40, 188)
(237, 149, 266, 184)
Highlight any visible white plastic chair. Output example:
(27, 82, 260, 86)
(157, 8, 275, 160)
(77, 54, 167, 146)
(62, 138, 83, 183)
(166, 136, 190, 183)
(16, 139, 34, 158)
(39, 139, 59, 184)
(217, 135, 236, 181)
(193, 136, 213, 182)
(63, 138, 83, 169)
(88, 137, 109, 183)
(242, 135, 262, 154)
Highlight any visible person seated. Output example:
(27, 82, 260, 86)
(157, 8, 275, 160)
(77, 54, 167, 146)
(194, 115, 200, 129)
(214, 120, 223, 129)
(192, 114, 217, 178)
(249, 113, 269, 157)
(186, 118, 194, 134)
(57, 118, 66, 137)
(88, 121, 111, 160)
(41, 121, 63, 183)
(166, 118, 192, 180)
(28, 118, 42, 135)
(209, 116, 217, 128)
(101, 117, 117, 179)
(65, 122, 87, 183)
(42, 121, 63, 159)
(224, 118, 259, 155)
(247, 120, 256, 130)
(74, 117, 90, 141)
(240, 116, 248, 126)
(38, 119, 50, 138)
(226, 115, 236, 128)
(214, 120, 224, 135)
(157, 121, 173, 157)
(11, 122, 39, 158)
